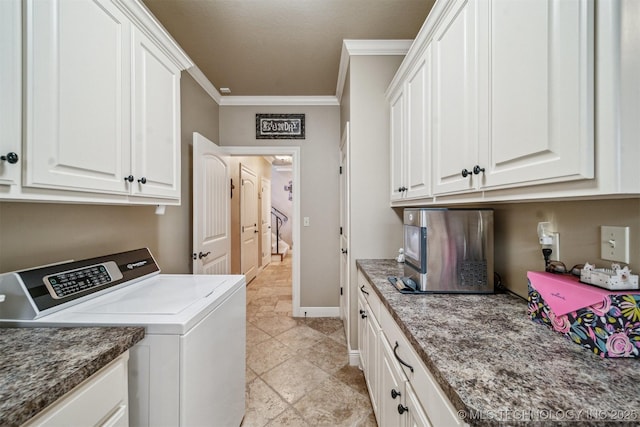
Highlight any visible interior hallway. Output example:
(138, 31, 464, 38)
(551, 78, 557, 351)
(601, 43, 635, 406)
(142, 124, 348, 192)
(242, 254, 376, 426)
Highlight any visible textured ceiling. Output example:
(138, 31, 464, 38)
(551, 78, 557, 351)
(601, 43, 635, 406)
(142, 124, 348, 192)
(142, 0, 434, 96)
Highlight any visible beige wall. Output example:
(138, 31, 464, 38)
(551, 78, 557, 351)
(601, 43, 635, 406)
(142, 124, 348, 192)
(0, 71, 219, 274)
(345, 55, 405, 350)
(493, 198, 640, 298)
(220, 105, 340, 307)
(227, 156, 272, 275)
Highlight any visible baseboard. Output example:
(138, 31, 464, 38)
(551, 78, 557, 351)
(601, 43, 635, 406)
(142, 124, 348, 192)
(297, 306, 340, 317)
(348, 349, 361, 367)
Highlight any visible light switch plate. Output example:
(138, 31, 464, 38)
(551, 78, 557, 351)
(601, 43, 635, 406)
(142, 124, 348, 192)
(303, 217, 310, 227)
(600, 226, 630, 263)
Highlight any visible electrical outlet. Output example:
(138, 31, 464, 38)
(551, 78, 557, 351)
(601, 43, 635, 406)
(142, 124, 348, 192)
(601, 226, 629, 263)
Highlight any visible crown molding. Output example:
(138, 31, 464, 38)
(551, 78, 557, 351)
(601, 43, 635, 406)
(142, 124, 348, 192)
(113, 0, 193, 70)
(219, 96, 339, 106)
(335, 39, 413, 102)
(187, 66, 222, 104)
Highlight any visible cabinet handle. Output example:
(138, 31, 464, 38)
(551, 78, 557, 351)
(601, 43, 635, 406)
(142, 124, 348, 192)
(393, 341, 414, 373)
(473, 165, 485, 175)
(124, 175, 134, 183)
(461, 168, 473, 178)
(198, 251, 211, 259)
(360, 285, 369, 296)
(138, 177, 147, 184)
(359, 309, 367, 319)
(391, 389, 401, 399)
(0, 152, 18, 164)
(397, 404, 409, 415)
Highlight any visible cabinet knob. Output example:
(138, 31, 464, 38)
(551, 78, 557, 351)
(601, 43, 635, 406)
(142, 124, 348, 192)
(397, 186, 407, 192)
(391, 389, 401, 399)
(359, 309, 367, 319)
(138, 177, 147, 184)
(124, 175, 134, 183)
(461, 169, 473, 178)
(473, 165, 485, 175)
(397, 404, 409, 415)
(341, 248, 348, 254)
(0, 152, 18, 164)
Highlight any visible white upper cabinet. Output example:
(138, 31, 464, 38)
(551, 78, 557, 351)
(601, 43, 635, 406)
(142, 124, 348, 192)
(0, 0, 23, 187)
(481, 0, 594, 189)
(390, 47, 432, 201)
(19, 0, 191, 204)
(131, 27, 181, 199)
(432, 0, 484, 195)
(25, 0, 132, 195)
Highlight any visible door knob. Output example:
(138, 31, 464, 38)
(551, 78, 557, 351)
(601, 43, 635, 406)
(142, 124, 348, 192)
(198, 251, 211, 259)
(0, 152, 18, 164)
(341, 248, 348, 254)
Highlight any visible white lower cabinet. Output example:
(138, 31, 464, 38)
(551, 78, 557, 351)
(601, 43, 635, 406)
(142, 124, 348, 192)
(358, 270, 463, 427)
(23, 352, 130, 427)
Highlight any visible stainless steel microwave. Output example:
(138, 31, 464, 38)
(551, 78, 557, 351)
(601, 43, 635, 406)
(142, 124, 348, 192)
(403, 208, 494, 293)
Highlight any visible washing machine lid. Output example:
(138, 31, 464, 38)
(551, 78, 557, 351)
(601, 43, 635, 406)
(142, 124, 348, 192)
(38, 274, 245, 335)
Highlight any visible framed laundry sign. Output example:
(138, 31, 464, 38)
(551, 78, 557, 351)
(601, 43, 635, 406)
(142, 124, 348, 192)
(256, 114, 305, 139)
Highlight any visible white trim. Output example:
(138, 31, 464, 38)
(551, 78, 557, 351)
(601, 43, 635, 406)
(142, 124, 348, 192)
(220, 96, 339, 106)
(187, 66, 222, 104)
(349, 349, 361, 367)
(299, 307, 340, 317)
(223, 146, 302, 318)
(112, 0, 193, 70)
(336, 39, 413, 101)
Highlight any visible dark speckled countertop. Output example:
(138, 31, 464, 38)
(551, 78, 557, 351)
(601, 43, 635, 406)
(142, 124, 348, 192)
(0, 327, 144, 427)
(357, 259, 640, 426)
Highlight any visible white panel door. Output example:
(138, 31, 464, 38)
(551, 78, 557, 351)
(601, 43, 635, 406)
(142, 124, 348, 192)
(432, 0, 482, 195)
(260, 177, 272, 268)
(405, 46, 432, 199)
(339, 122, 350, 336)
(240, 164, 259, 283)
(482, 0, 594, 188)
(0, 0, 21, 187)
(193, 132, 230, 275)
(131, 27, 181, 199)
(25, 0, 131, 193)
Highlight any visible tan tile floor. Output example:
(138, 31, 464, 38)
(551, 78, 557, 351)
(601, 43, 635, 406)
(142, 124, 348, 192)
(242, 254, 376, 427)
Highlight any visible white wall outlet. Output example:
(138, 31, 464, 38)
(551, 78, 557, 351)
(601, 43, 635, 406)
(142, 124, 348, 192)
(601, 226, 630, 263)
(303, 217, 310, 227)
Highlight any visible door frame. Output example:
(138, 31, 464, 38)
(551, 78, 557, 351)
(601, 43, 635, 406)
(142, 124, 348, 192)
(226, 146, 301, 317)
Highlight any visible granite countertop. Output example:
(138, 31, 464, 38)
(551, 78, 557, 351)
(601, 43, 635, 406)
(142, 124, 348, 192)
(0, 327, 145, 427)
(357, 259, 640, 426)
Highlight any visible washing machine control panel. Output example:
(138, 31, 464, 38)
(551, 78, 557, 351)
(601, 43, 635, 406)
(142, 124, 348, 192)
(43, 261, 124, 299)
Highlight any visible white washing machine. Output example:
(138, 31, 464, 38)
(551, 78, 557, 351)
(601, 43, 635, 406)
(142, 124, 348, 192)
(0, 248, 246, 427)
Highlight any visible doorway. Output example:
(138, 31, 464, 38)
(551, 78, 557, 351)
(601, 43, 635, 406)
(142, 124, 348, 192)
(227, 146, 301, 317)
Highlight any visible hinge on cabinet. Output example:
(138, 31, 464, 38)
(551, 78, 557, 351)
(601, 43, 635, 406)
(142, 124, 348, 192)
(339, 166, 343, 174)
(340, 226, 343, 235)
(340, 287, 343, 295)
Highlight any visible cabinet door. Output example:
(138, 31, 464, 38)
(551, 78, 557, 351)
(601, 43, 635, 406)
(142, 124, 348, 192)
(0, 0, 21, 187)
(379, 338, 406, 427)
(481, 0, 594, 189)
(131, 28, 181, 199)
(405, 46, 432, 199)
(404, 383, 432, 427)
(365, 308, 380, 417)
(390, 89, 405, 201)
(25, 0, 131, 194)
(357, 297, 368, 371)
(432, 0, 484, 195)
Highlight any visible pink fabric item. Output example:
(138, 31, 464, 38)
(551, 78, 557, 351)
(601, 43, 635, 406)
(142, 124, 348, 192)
(527, 271, 630, 316)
